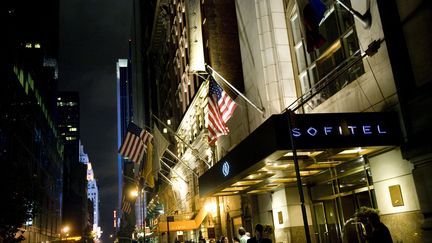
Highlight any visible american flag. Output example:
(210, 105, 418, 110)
(119, 122, 152, 164)
(121, 195, 132, 215)
(207, 76, 237, 145)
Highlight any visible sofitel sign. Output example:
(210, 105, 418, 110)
(292, 124, 387, 137)
(289, 112, 400, 149)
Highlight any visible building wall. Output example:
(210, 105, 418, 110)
(218, 0, 297, 155)
(386, 1, 432, 241)
(234, 0, 297, 131)
(369, 148, 422, 242)
(270, 187, 314, 243)
(312, 0, 398, 114)
(227, 1, 422, 243)
(145, 0, 430, 242)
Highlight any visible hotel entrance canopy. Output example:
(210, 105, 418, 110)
(199, 112, 401, 197)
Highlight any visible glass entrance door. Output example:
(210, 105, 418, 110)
(314, 202, 329, 243)
(313, 200, 342, 243)
(309, 157, 375, 243)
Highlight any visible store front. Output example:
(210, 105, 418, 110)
(199, 111, 406, 242)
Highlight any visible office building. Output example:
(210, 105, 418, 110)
(2, 0, 63, 241)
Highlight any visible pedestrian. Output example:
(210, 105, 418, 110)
(246, 224, 272, 243)
(238, 227, 249, 243)
(342, 217, 367, 243)
(219, 236, 229, 243)
(366, 211, 393, 243)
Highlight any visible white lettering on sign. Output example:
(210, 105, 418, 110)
(292, 125, 388, 137)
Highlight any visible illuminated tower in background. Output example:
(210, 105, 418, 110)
(116, 58, 132, 232)
(79, 141, 101, 241)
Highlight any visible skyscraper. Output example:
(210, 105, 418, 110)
(2, 0, 63, 242)
(79, 141, 101, 241)
(116, 59, 133, 233)
(57, 92, 89, 239)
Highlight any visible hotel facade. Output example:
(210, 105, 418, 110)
(128, 0, 432, 243)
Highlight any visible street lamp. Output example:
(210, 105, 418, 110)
(61, 226, 70, 240)
(130, 189, 139, 198)
(128, 187, 146, 243)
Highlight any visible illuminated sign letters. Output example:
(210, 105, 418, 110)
(292, 125, 388, 137)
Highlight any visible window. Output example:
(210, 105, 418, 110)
(289, 0, 364, 111)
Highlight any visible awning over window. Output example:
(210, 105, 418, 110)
(157, 206, 208, 232)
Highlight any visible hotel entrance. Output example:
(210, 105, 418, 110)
(199, 112, 402, 243)
(308, 156, 376, 243)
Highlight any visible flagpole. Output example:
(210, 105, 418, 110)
(161, 159, 188, 183)
(206, 64, 265, 115)
(336, 0, 371, 29)
(153, 114, 211, 168)
(166, 149, 199, 177)
(158, 172, 174, 186)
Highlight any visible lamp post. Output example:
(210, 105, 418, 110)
(286, 110, 311, 243)
(166, 216, 174, 243)
(61, 226, 70, 241)
(130, 186, 147, 243)
(141, 188, 146, 243)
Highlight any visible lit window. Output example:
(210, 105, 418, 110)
(289, 0, 364, 109)
(69, 127, 77, 132)
(34, 43, 41, 48)
(25, 43, 32, 48)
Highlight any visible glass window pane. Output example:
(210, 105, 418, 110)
(291, 14, 302, 44)
(309, 65, 318, 87)
(343, 29, 359, 57)
(318, 9, 340, 53)
(296, 43, 307, 72)
(336, 1, 355, 33)
(338, 171, 368, 193)
(311, 181, 334, 199)
(300, 71, 310, 94)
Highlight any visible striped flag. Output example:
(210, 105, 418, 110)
(207, 76, 237, 145)
(121, 195, 132, 215)
(119, 122, 152, 164)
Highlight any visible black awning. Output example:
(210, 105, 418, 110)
(199, 111, 401, 197)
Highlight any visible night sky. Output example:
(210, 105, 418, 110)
(58, 0, 132, 241)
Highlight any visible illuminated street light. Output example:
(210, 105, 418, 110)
(61, 226, 70, 240)
(204, 201, 217, 215)
(130, 189, 139, 198)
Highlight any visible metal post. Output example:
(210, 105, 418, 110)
(153, 114, 211, 168)
(206, 65, 265, 115)
(286, 110, 311, 243)
(142, 189, 145, 243)
(166, 217, 170, 243)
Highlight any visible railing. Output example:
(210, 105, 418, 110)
(285, 49, 366, 113)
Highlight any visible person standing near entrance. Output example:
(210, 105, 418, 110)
(238, 227, 249, 243)
(367, 211, 393, 243)
(247, 224, 272, 243)
(355, 206, 393, 243)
